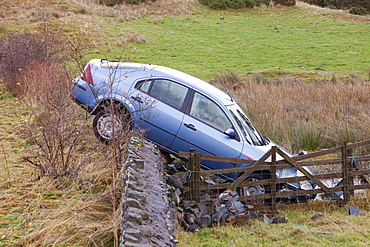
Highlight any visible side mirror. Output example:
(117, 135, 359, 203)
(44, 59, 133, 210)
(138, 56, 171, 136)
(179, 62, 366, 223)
(224, 128, 236, 139)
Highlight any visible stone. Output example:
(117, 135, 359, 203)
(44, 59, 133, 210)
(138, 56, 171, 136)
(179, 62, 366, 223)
(166, 174, 184, 189)
(182, 200, 197, 208)
(197, 203, 212, 217)
(245, 212, 259, 221)
(123, 210, 143, 225)
(125, 198, 144, 210)
(184, 206, 197, 215)
(311, 212, 324, 220)
(126, 190, 146, 202)
(194, 215, 212, 228)
(236, 213, 245, 225)
(124, 233, 140, 243)
(127, 207, 149, 221)
(233, 201, 245, 213)
(272, 216, 288, 224)
(132, 158, 144, 169)
(262, 215, 272, 224)
(126, 180, 142, 192)
(200, 193, 212, 204)
(184, 213, 196, 224)
(229, 190, 239, 197)
(187, 223, 201, 232)
(125, 228, 142, 240)
(124, 242, 152, 247)
(349, 206, 364, 216)
(226, 214, 237, 225)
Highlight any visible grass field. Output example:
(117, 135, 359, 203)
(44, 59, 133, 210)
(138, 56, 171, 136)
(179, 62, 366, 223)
(106, 6, 370, 76)
(0, 0, 369, 246)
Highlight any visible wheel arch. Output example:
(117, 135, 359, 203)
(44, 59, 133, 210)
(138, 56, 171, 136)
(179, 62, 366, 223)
(92, 98, 133, 117)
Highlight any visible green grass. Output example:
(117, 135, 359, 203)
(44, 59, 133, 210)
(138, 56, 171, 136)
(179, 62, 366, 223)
(98, 6, 370, 76)
(177, 205, 370, 247)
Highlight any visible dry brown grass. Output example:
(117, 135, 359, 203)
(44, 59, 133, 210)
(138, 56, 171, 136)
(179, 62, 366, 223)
(0, 25, 126, 245)
(0, 114, 126, 246)
(213, 74, 370, 153)
(0, 0, 197, 24)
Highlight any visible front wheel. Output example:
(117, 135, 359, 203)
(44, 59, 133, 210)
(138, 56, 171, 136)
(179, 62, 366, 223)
(239, 174, 271, 206)
(93, 107, 130, 144)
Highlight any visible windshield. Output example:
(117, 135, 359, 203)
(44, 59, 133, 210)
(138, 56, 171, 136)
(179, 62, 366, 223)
(227, 104, 267, 146)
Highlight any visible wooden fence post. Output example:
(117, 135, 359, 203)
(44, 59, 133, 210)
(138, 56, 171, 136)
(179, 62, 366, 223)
(271, 146, 277, 211)
(342, 141, 351, 205)
(194, 152, 201, 203)
(188, 148, 196, 201)
(348, 148, 355, 199)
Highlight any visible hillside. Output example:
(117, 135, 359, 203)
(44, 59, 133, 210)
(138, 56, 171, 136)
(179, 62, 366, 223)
(0, 0, 369, 246)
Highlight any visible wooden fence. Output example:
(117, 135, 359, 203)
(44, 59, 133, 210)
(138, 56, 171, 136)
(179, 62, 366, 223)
(177, 140, 370, 211)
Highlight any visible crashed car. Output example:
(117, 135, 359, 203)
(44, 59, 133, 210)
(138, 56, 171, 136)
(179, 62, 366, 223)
(71, 59, 313, 197)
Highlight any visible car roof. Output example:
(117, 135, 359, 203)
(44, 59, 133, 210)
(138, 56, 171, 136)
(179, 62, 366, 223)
(90, 59, 235, 106)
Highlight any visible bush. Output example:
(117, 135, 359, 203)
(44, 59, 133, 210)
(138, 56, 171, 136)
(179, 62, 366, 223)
(0, 26, 69, 95)
(275, 0, 296, 6)
(199, 0, 296, 9)
(199, 0, 255, 9)
(301, 0, 370, 12)
(349, 6, 368, 15)
(254, 0, 270, 5)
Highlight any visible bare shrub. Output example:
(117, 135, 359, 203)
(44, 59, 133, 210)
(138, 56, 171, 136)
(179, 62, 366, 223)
(0, 25, 69, 95)
(15, 60, 127, 245)
(19, 63, 85, 178)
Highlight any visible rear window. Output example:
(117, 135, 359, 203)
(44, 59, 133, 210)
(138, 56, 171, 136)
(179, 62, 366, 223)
(136, 79, 188, 110)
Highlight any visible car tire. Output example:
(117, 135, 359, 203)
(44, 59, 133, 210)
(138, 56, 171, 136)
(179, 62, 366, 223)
(161, 151, 174, 165)
(93, 107, 130, 144)
(239, 174, 271, 205)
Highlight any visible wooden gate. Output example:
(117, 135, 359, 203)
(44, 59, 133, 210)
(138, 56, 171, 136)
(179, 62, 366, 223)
(177, 140, 370, 210)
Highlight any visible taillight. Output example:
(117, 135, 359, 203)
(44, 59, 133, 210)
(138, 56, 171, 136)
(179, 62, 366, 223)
(81, 64, 94, 85)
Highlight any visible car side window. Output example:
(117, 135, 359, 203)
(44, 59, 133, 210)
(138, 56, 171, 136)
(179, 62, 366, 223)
(136, 79, 188, 110)
(189, 92, 232, 132)
(138, 80, 151, 93)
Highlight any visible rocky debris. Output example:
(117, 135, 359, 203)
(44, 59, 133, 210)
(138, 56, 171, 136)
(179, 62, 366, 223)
(212, 190, 246, 226)
(272, 216, 289, 224)
(171, 185, 289, 230)
(349, 206, 364, 216)
(311, 212, 324, 220)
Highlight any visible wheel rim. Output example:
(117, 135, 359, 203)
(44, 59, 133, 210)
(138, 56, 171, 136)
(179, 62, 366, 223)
(240, 177, 266, 197)
(97, 113, 123, 140)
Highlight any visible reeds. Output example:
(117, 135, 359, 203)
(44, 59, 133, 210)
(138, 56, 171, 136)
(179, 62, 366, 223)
(213, 73, 370, 154)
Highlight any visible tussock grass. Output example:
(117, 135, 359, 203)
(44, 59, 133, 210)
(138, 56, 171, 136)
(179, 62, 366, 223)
(213, 74, 370, 153)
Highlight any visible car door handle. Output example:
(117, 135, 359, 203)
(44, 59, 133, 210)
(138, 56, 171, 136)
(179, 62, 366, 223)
(130, 96, 143, 103)
(184, 123, 196, 131)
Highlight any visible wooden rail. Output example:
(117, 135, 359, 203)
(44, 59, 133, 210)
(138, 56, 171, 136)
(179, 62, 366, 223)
(178, 140, 370, 210)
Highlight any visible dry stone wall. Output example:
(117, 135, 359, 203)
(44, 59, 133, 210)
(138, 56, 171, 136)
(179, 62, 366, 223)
(119, 132, 177, 247)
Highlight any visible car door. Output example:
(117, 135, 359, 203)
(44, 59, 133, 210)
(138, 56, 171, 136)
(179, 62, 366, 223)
(131, 79, 188, 149)
(170, 91, 244, 170)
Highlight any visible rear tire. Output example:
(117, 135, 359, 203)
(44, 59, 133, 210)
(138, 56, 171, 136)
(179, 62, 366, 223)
(93, 107, 130, 144)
